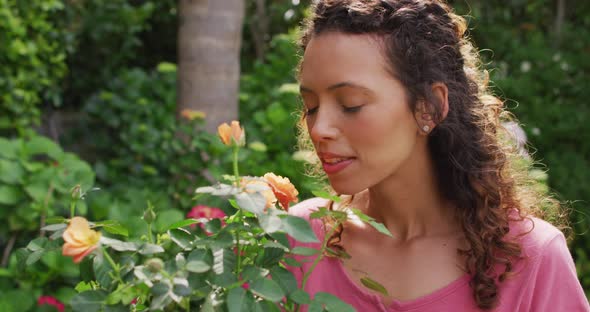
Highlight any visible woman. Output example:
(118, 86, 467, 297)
(287, 0, 589, 311)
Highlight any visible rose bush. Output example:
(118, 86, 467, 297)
(18, 121, 391, 311)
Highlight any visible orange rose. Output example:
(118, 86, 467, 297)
(62, 217, 101, 263)
(241, 177, 277, 209)
(263, 173, 299, 211)
(217, 120, 245, 146)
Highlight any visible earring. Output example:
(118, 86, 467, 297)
(422, 125, 430, 132)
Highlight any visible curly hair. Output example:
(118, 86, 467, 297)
(295, 0, 566, 309)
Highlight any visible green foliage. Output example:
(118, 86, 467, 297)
(62, 0, 163, 105)
(0, 0, 68, 134)
(19, 145, 372, 311)
(83, 63, 217, 210)
(0, 134, 94, 234)
(240, 32, 320, 198)
(0, 135, 93, 311)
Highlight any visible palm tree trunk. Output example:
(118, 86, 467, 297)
(177, 0, 245, 132)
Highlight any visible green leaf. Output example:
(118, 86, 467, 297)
(155, 209, 184, 233)
(70, 290, 108, 312)
(0, 137, 18, 159)
(283, 257, 303, 268)
(236, 192, 266, 215)
(242, 265, 269, 281)
(94, 220, 128, 237)
(360, 276, 389, 296)
(26, 250, 45, 265)
(100, 237, 138, 252)
(24, 182, 47, 202)
(227, 287, 247, 312)
(368, 220, 393, 238)
(309, 207, 331, 219)
(314, 292, 355, 312)
(173, 281, 192, 297)
(249, 278, 285, 302)
(351, 208, 393, 238)
(46, 216, 66, 224)
(25, 136, 62, 159)
(26, 237, 48, 251)
(165, 218, 200, 231)
(94, 253, 113, 288)
(40, 223, 66, 232)
(138, 243, 164, 255)
(280, 215, 318, 243)
(186, 249, 212, 273)
(0, 185, 24, 205)
(212, 248, 236, 275)
(291, 247, 320, 256)
(256, 247, 285, 267)
(0, 159, 25, 184)
(259, 210, 282, 233)
(270, 266, 297, 295)
(168, 228, 195, 250)
(288, 289, 311, 304)
(311, 190, 341, 202)
(151, 282, 170, 296)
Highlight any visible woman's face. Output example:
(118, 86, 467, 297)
(299, 32, 423, 194)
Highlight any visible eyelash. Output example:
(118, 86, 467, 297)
(305, 105, 363, 116)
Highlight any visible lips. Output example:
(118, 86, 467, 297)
(318, 152, 355, 174)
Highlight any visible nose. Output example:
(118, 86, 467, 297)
(308, 106, 340, 143)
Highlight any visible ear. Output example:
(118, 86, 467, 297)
(431, 82, 449, 121)
(415, 82, 449, 134)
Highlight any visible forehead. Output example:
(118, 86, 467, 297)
(299, 32, 394, 89)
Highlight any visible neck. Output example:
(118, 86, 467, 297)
(363, 143, 458, 241)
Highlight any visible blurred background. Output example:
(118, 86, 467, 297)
(0, 0, 588, 309)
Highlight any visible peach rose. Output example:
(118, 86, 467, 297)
(241, 177, 277, 209)
(217, 120, 245, 146)
(263, 173, 299, 211)
(62, 217, 101, 263)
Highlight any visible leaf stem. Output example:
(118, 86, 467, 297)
(147, 223, 154, 244)
(102, 248, 122, 283)
(300, 220, 341, 299)
(233, 145, 240, 180)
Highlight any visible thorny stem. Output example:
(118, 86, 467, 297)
(233, 145, 243, 274)
(1, 232, 17, 267)
(147, 223, 154, 244)
(39, 184, 54, 237)
(296, 221, 341, 312)
(102, 248, 123, 283)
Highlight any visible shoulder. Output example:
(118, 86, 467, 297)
(508, 216, 565, 259)
(505, 217, 589, 309)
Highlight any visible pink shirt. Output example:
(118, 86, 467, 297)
(287, 198, 590, 311)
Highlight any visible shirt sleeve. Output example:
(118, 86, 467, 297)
(529, 233, 590, 311)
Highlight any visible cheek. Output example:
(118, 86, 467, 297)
(349, 109, 417, 156)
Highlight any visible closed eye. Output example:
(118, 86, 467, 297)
(343, 105, 363, 113)
(306, 106, 319, 116)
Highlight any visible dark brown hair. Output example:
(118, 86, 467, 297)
(296, 0, 566, 309)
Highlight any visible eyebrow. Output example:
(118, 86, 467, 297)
(299, 81, 373, 94)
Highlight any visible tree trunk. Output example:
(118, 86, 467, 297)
(554, 0, 566, 47)
(177, 0, 245, 132)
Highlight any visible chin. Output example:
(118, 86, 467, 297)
(327, 178, 363, 196)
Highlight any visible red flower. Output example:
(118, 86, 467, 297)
(187, 205, 226, 234)
(38, 296, 65, 312)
